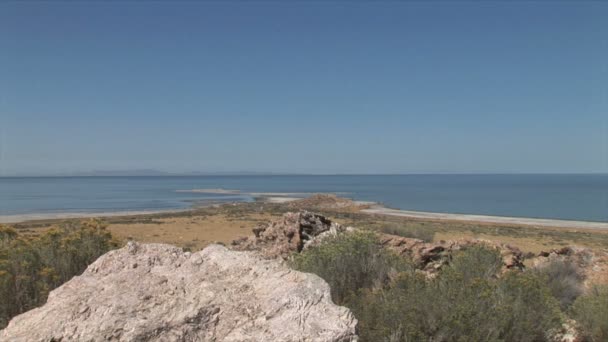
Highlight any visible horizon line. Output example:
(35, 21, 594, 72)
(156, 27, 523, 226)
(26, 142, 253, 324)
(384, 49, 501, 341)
(1, 172, 607, 178)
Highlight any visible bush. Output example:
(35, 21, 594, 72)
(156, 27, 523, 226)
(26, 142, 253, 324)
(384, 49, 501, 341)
(572, 285, 608, 342)
(0, 220, 118, 329)
(386, 247, 561, 342)
(290, 231, 411, 303)
(292, 238, 563, 342)
(443, 244, 503, 282)
(494, 271, 563, 342)
(533, 259, 584, 310)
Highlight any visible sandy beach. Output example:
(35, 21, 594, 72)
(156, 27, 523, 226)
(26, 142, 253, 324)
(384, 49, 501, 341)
(362, 206, 608, 230)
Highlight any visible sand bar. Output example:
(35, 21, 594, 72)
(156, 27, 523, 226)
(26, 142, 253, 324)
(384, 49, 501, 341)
(362, 206, 608, 230)
(256, 196, 300, 203)
(175, 189, 242, 194)
(176, 189, 351, 197)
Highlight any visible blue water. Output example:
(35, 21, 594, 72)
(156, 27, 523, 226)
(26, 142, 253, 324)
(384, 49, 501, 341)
(0, 175, 607, 222)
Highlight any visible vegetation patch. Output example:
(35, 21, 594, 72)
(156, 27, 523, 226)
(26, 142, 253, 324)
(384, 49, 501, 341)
(533, 259, 584, 310)
(291, 231, 412, 303)
(292, 231, 565, 341)
(0, 220, 118, 329)
(572, 285, 608, 342)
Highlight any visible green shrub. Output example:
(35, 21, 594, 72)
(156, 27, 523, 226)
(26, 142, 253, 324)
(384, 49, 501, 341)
(443, 244, 503, 282)
(292, 238, 563, 342)
(494, 271, 563, 342)
(402, 247, 561, 342)
(533, 259, 584, 310)
(572, 285, 608, 342)
(0, 220, 118, 329)
(290, 231, 411, 304)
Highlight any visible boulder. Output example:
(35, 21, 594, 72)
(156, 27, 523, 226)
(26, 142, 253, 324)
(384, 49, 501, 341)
(1, 242, 358, 342)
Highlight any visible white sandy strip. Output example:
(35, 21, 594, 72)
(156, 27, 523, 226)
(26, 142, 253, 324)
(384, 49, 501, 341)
(176, 189, 351, 197)
(361, 207, 608, 230)
(259, 197, 301, 203)
(250, 192, 313, 197)
(0, 208, 193, 224)
(175, 189, 241, 194)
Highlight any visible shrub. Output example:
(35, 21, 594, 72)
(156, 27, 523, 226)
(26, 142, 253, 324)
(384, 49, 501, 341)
(443, 244, 503, 282)
(292, 239, 563, 342)
(572, 285, 608, 342)
(336, 264, 433, 341)
(290, 231, 411, 304)
(533, 259, 584, 310)
(494, 271, 563, 342)
(424, 247, 561, 342)
(0, 220, 118, 329)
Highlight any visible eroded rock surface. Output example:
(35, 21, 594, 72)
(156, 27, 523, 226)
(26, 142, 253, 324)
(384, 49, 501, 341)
(1, 243, 358, 342)
(378, 234, 525, 274)
(233, 211, 524, 275)
(533, 246, 608, 287)
(231, 211, 351, 259)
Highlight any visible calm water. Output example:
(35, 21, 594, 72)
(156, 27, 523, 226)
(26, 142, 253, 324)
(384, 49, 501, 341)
(0, 175, 607, 222)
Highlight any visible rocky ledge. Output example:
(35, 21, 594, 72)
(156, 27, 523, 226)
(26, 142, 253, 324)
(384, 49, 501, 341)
(1, 243, 357, 342)
(231, 211, 353, 259)
(232, 211, 605, 282)
(232, 211, 525, 274)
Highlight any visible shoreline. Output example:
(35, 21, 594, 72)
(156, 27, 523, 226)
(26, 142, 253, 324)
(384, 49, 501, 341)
(0, 208, 194, 224)
(1, 196, 607, 230)
(362, 206, 608, 230)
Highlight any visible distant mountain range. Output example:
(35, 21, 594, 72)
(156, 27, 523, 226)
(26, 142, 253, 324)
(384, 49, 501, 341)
(1, 170, 284, 177)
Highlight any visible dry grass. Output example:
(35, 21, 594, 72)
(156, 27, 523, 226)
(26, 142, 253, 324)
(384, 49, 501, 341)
(9, 198, 608, 256)
(319, 211, 608, 254)
(107, 213, 276, 251)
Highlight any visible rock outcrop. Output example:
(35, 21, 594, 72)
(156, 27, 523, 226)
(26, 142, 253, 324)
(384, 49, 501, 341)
(231, 211, 352, 259)
(233, 211, 524, 274)
(1, 242, 358, 342)
(533, 246, 608, 287)
(378, 234, 525, 274)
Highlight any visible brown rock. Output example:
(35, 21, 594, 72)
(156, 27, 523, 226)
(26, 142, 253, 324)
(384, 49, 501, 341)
(231, 211, 346, 259)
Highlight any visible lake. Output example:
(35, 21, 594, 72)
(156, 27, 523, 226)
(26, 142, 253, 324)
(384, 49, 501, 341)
(0, 174, 606, 222)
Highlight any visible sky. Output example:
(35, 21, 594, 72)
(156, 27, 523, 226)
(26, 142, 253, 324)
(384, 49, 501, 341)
(1, 1, 607, 175)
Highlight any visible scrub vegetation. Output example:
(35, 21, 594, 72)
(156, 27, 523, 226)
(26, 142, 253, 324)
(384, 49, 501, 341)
(4, 199, 608, 338)
(572, 285, 608, 342)
(291, 231, 606, 342)
(0, 220, 118, 329)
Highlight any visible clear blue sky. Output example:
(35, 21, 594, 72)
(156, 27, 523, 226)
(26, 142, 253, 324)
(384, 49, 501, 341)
(1, 1, 606, 175)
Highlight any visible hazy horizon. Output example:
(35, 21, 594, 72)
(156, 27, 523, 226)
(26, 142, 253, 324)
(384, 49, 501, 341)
(2, 169, 608, 178)
(2, 2, 607, 176)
